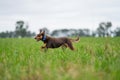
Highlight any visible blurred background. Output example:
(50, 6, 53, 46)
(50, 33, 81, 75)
(0, 0, 120, 38)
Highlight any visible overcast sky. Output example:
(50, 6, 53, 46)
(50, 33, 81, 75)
(0, 0, 120, 33)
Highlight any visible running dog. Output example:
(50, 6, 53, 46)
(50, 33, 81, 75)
(34, 30, 79, 50)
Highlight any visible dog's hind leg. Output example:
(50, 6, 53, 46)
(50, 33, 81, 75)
(66, 40, 74, 50)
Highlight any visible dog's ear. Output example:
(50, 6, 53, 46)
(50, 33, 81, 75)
(42, 30, 45, 35)
(40, 29, 42, 33)
(43, 30, 45, 33)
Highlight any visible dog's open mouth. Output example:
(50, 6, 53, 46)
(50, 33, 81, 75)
(36, 39, 39, 42)
(34, 38, 39, 42)
(36, 39, 41, 42)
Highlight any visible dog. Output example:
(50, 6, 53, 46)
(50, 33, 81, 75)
(34, 30, 79, 50)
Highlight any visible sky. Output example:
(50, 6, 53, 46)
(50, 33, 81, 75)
(0, 0, 120, 33)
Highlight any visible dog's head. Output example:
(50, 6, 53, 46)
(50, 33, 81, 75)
(34, 29, 45, 41)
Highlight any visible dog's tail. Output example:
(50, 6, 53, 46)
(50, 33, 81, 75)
(70, 37, 80, 42)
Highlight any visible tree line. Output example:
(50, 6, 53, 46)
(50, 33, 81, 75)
(0, 20, 35, 38)
(41, 21, 120, 37)
(0, 20, 120, 38)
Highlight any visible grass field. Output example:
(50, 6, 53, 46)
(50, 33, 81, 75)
(0, 37, 120, 80)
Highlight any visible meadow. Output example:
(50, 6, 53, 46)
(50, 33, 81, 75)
(0, 37, 120, 80)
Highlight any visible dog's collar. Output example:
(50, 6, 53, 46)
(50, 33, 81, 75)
(42, 35, 46, 41)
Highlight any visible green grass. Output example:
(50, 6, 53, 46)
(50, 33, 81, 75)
(0, 37, 120, 80)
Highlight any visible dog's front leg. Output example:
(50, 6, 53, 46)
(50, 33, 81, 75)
(41, 43, 46, 49)
(41, 46, 46, 49)
(41, 43, 48, 52)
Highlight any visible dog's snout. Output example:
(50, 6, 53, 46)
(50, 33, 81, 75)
(34, 37, 36, 39)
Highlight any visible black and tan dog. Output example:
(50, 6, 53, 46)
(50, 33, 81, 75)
(34, 30, 79, 50)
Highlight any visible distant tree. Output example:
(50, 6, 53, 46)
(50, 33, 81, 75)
(15, 20, 28, 37)
(61, 29, 69, 33)
(97, 23, 105, 37)
(83, 29, 90, 36)
(31, 32, 36, 37)
(61, 29, 70, 36)
(114, 27, 120, 36)
(51, 30, 59, 36)
(78, 29, 85, 36)
(92, 31, 96, 37)
(26, 31, 36, 37)
(97, 22, 112, 37)
(9, 31, 14, 38)
(0, 32, 6, 38)
(105, 22, 112, 36)
(77, 29, 90, 37)
(69, 29, 77, 36)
